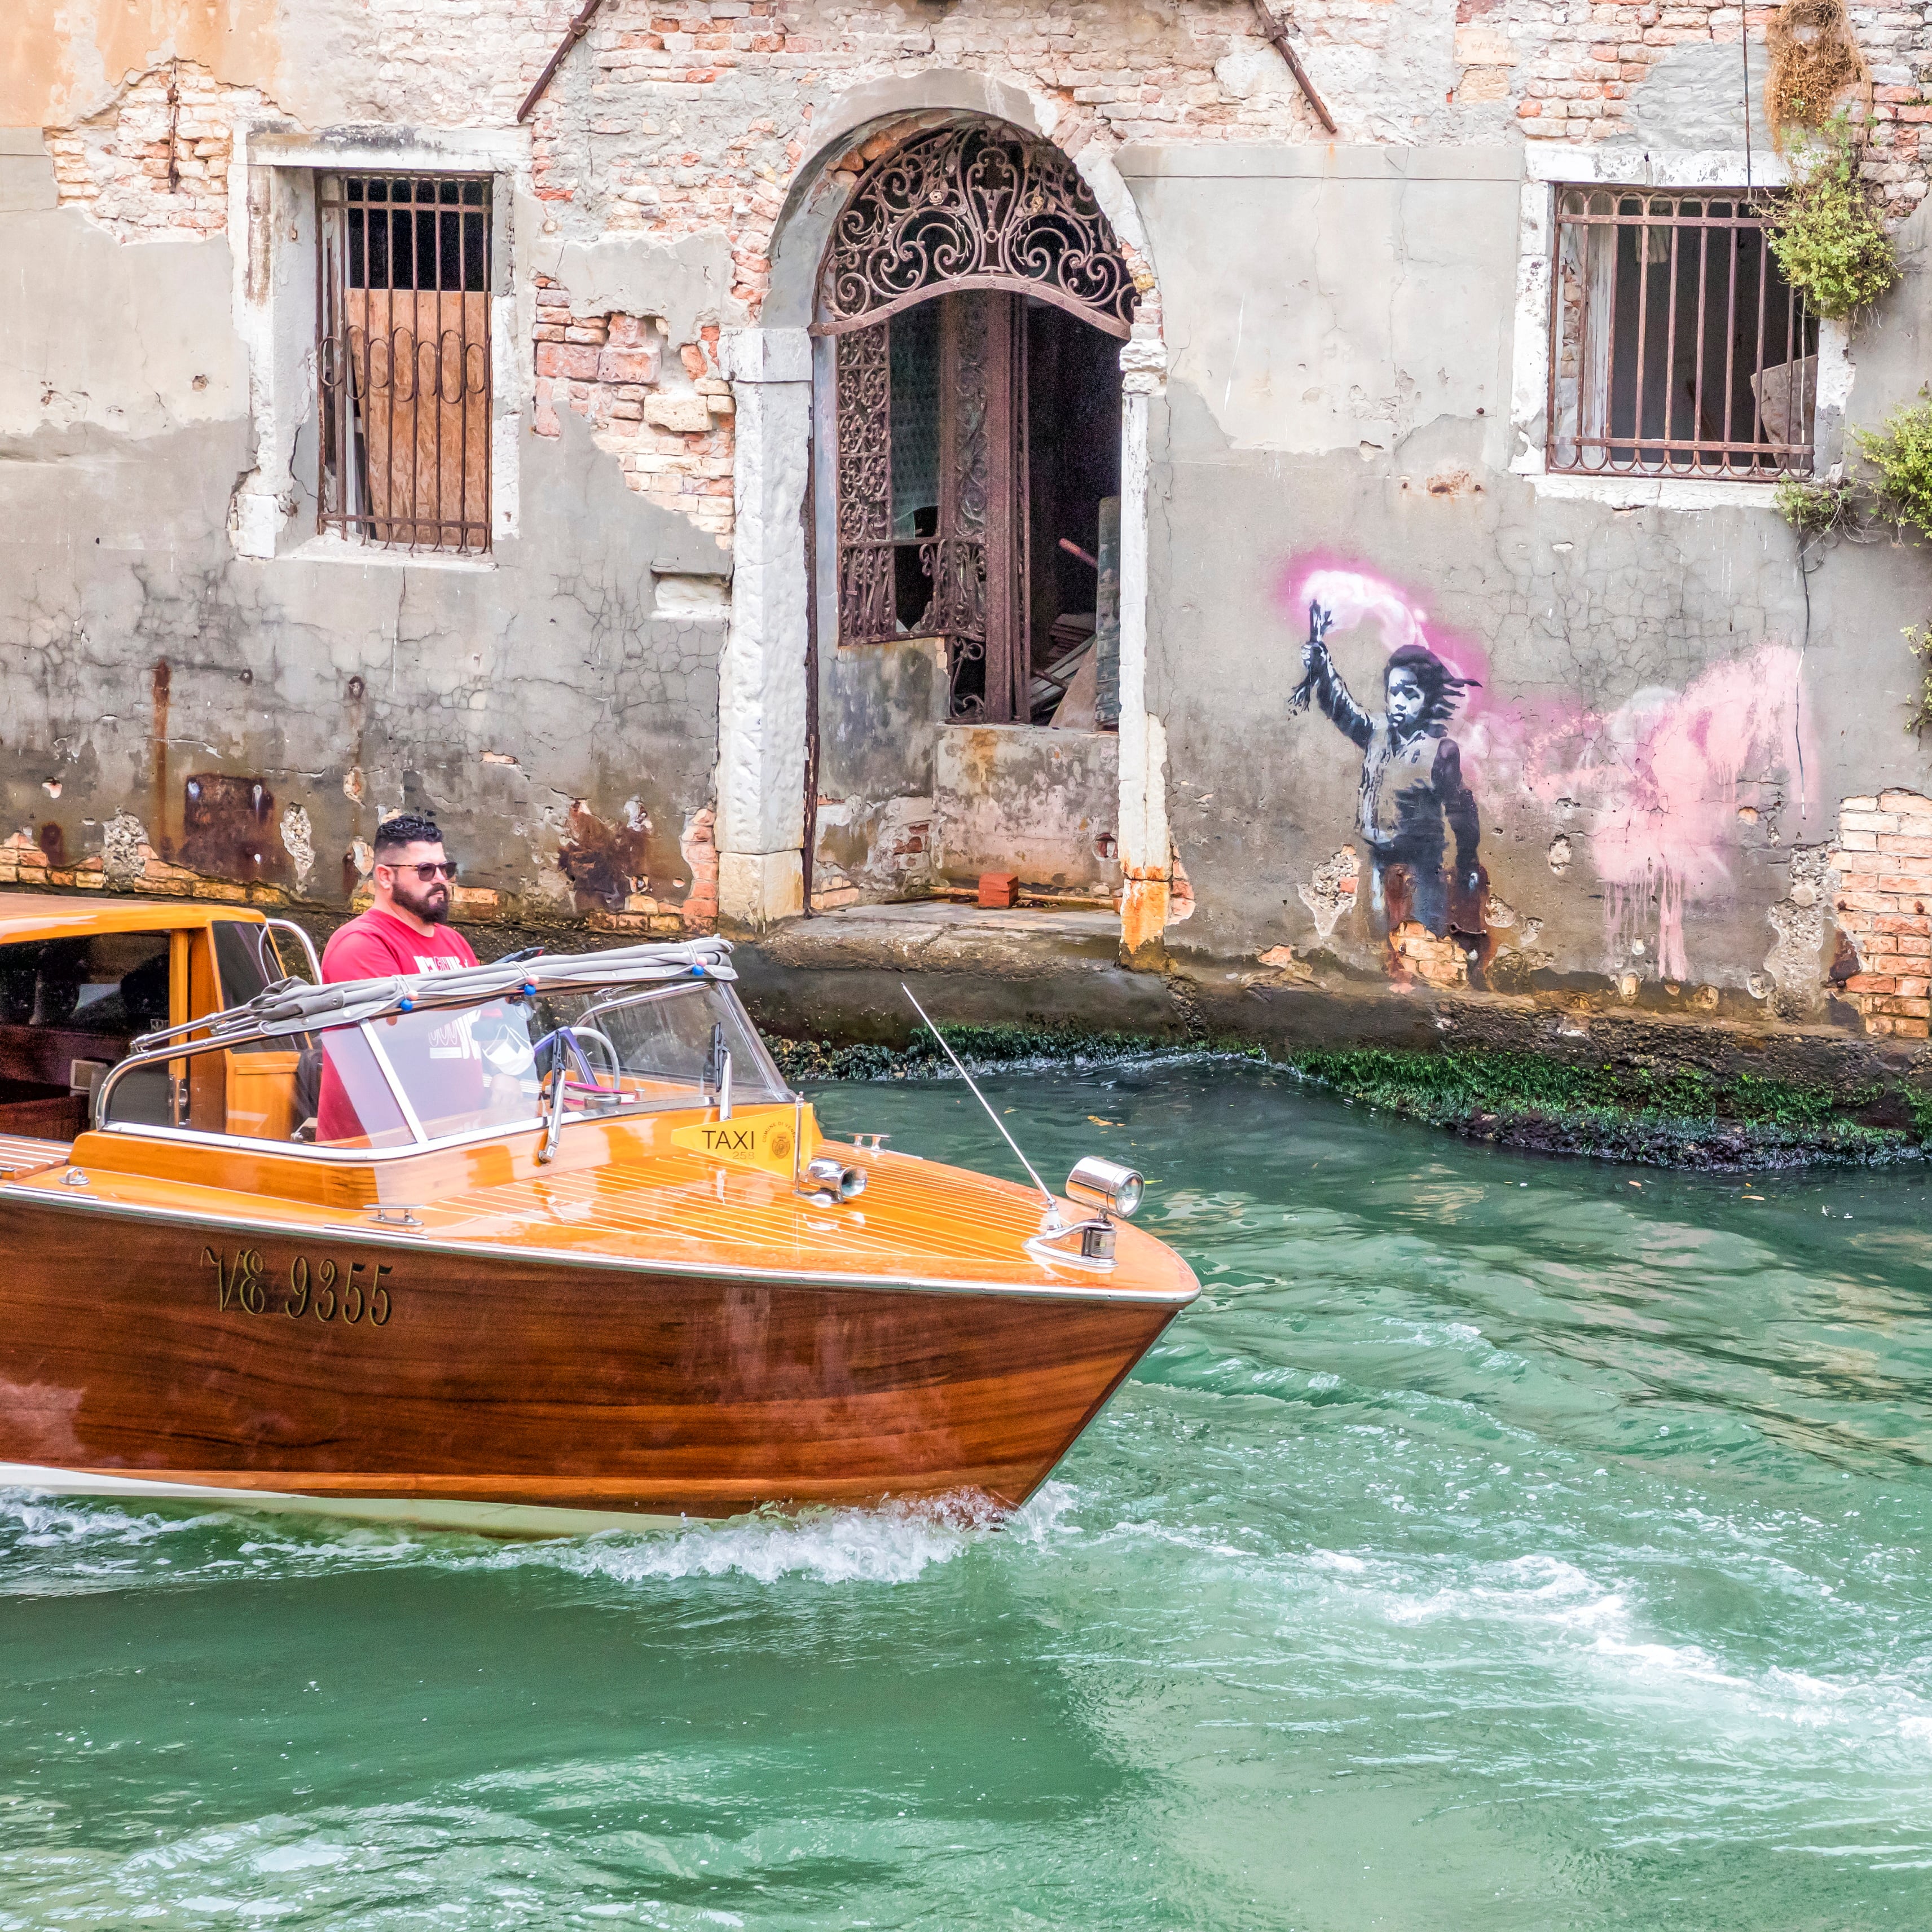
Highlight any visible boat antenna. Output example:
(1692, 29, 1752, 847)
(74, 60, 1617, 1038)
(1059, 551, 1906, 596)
(900, 980, 1058, 1219)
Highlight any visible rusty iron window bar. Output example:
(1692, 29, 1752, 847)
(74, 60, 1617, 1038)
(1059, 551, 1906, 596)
(318, 174, 492, 554)
(1548, 187, 1817, 481)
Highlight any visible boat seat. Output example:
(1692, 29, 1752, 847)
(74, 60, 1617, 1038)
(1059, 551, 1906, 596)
(0, 1132, 72, 1178)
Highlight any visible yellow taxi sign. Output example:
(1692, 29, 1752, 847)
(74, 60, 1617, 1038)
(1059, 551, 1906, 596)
(669, 1104, 814, 1181)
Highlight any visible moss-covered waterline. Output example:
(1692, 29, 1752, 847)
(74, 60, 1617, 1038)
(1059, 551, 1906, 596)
(767, 1029, 1932, 1172)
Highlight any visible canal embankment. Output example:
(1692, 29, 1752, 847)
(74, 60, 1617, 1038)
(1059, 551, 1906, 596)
(296, 896, 1932, 1172)
(727, 903, 1932, 1173)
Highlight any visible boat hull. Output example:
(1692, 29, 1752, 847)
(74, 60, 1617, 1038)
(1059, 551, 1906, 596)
(0, 1196, 1180, 1525)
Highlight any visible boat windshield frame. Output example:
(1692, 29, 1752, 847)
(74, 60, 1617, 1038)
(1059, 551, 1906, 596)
(92, 954, 793, 1163)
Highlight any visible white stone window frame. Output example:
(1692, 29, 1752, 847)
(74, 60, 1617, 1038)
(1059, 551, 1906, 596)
(227, 124, 531, 567)
(1509, 146, 1850, 510)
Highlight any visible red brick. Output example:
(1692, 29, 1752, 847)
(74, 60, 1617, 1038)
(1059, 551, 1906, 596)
(1845, 974, 1897, 994)
(598, 346, 661, 384)
(535, 342, 602, 380)
(1874, 994, 1931, 1018)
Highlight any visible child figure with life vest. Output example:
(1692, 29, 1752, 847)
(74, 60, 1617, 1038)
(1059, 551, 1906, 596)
(1293, 598, 1489, 968)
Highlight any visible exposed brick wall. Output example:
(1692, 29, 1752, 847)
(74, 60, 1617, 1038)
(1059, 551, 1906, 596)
(1470, 0, 1932, 213)
(46, 61, 266, 239)
(531, 279, 736, 541)
(527, 0, 1357, 319)
(1389, 919, 1470, 989)
(0, 828, 287, 904)
(680, 807, 720, 932)
(1830, 789, 1932, 1038)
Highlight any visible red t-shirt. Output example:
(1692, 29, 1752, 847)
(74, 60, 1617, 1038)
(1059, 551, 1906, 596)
(315, 909, 478, 1144)
(321, 906, 478, 983)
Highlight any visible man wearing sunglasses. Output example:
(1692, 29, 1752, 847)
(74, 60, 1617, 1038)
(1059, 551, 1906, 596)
(320, 812, 479, 983)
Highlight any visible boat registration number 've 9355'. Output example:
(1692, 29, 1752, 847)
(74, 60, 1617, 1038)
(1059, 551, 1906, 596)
(204, 1246, 396, 1325)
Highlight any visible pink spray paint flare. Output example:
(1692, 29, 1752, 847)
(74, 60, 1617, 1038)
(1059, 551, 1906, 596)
(1279, 558, 1497, 783)
(1522, 645, 1816, 983)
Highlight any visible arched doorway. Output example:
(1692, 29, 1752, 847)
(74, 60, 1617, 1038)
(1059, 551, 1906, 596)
(815, 121, 1136, 729)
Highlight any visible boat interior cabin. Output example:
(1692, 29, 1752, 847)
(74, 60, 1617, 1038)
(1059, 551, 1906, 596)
(0, 899, 308, 1174)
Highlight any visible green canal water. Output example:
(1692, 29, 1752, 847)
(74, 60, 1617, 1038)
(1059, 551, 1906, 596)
(3, 1063, 1931, 1929)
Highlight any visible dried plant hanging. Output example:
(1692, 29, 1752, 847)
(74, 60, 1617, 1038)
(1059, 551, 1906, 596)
(1766, 0, 1871, 147)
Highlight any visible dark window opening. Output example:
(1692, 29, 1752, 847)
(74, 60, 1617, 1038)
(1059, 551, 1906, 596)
(318, 173, 494, 553)
(1549, 187, 1817, 479)
(1025, 301, 1120, 725)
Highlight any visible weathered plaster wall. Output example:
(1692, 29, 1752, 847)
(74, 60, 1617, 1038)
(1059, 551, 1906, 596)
(1133, 144, 1932, 1027)
(1, 125, 726, 930)
(932, 726, 1121, 896)
(10, 0, 1932, 1047)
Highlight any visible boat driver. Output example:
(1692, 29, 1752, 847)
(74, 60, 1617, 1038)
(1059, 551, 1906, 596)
(305, 814, 498, 1145)
(322, 813, 478, 982)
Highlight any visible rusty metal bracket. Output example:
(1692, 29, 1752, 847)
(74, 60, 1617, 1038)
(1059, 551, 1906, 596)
(1248, 0, 1338, 134)
(517, 0, 613, 124)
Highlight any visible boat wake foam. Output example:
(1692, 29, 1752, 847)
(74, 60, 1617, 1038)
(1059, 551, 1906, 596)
(0, 1482, 1079, 1593)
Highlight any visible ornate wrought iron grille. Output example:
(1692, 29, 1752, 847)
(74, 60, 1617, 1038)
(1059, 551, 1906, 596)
(318, 174, 493, 553)
(816, 123, 1136, 341)
(834, 292, 1027, 720)
(1548, 187, 1816, 479)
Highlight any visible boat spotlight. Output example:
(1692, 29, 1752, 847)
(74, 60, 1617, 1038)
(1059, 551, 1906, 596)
(804, 1156, 867, 1202)
(1066, 1156, 1143, 1220)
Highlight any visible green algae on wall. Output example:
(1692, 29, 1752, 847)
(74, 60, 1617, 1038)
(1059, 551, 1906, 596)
(769, 1026, 1932, 1172)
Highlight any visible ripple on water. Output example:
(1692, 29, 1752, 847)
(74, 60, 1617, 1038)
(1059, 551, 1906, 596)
(0, 1482, 1077, 1596)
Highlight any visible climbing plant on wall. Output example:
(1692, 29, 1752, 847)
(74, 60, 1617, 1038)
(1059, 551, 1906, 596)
(1766, 116, 1898, 319)
(1779, 392, 1932, 731)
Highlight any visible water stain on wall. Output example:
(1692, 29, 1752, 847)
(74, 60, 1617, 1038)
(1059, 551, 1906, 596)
(176, 774, 291, 886)
(557, 800, 655, 913)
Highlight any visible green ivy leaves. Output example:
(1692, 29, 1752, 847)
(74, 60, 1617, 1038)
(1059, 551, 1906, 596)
(1767, 119, 1899, 320)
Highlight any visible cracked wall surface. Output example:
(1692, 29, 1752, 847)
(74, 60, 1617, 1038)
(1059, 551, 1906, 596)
(0, 168, 726, 932)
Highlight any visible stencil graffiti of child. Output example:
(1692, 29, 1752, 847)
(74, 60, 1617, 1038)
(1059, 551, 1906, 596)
(1293, 595, 1485, 947)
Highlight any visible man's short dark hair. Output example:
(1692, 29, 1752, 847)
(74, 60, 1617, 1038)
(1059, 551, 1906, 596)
(373, 812, 445, 858)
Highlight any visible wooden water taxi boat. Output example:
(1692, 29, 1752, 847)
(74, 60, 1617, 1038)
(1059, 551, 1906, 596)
(0, 897, 1196, 1534)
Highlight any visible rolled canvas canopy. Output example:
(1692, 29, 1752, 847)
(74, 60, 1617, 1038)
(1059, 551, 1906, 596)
(130, 939, 737, 1052)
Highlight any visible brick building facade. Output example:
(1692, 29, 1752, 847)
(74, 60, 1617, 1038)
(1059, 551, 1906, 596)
(7, 0, 1932, 1054)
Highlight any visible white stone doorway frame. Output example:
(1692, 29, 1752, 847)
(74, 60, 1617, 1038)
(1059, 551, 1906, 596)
(712, 75, 1170, 948)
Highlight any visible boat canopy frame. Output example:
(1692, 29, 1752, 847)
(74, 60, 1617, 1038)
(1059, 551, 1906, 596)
(90, 938, 789, 1161)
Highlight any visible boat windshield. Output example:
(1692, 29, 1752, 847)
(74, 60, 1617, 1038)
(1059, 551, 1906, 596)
(100, 977, 787, 1151)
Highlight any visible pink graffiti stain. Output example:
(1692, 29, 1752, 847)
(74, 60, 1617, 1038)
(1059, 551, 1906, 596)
(1278, 557, 1815, 982)
(1523, 645, 1814, 981)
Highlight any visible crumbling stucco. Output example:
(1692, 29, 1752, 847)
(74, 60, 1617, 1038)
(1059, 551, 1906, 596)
(1297, 846, 1360, 941)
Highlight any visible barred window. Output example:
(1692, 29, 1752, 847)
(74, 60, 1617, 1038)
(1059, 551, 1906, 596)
(318, 175, 492, 553)
(1550, 188, 1817, 481)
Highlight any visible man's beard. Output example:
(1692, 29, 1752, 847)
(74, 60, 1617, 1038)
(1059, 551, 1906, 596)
(394, 879, 450, 925)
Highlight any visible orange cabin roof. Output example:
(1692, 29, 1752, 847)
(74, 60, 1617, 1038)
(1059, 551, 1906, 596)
(0, 894, 270, 945)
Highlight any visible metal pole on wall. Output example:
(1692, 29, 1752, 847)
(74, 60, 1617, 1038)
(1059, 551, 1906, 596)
(1116, 336, 1169, 957)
